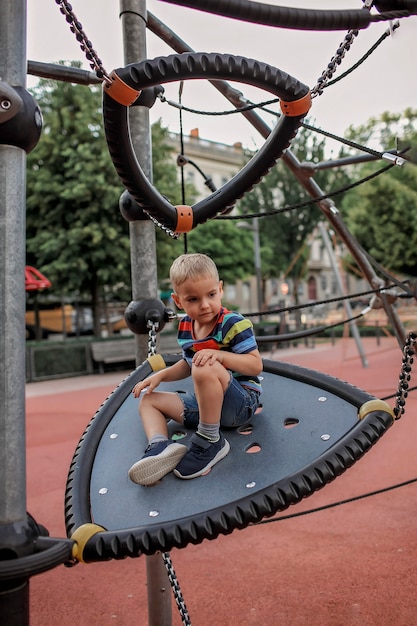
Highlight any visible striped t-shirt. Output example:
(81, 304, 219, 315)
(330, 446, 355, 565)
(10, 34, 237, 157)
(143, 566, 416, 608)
(177, 307, 262, 393)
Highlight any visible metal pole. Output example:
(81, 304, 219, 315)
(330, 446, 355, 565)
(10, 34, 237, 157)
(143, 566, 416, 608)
(119, 2, 172, 624)
(0, 0, 30, 622)
(252, 217, 263, 314)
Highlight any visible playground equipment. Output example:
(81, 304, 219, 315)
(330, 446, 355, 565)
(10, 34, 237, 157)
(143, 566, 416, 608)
(1, 1, 417, 624)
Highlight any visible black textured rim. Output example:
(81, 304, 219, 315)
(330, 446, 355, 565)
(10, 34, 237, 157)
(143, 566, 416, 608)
(103, 52, 309, 231)
(65, 356, 394, 562)
(0, 537, 73, 581)
(158, 0, 408, 31)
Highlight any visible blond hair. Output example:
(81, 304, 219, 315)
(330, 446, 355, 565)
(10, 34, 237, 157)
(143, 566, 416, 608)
(170, 253, 219, 291)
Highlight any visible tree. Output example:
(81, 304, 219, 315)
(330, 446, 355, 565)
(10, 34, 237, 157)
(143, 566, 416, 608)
(345, 173, 417, 276)
(342, 109, 417, 277)
(26, 66, 130, 334)
(186, 219, 254, 286)
(26, 66, 193, 335)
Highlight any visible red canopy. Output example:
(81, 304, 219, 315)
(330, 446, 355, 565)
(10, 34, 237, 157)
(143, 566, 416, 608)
(25, 266, 51, 292)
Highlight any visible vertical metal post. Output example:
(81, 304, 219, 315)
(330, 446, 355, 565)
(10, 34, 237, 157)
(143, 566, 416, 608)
(236, 218, 262, 314)
(119, 2, 172, 625)
(0, 0, 30, 622)
(252, 216, 263, 314)
(120, 0, 159, 364)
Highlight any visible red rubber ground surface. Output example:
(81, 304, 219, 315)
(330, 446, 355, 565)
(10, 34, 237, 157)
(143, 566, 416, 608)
(27, 336, 417, 625)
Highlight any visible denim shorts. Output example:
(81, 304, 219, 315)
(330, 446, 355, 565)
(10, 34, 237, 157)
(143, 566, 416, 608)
(179, 373, 261, 429)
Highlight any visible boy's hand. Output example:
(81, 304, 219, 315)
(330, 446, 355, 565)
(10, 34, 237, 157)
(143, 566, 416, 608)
(192, 349, 223, 367)
(132, 373, 162, 397)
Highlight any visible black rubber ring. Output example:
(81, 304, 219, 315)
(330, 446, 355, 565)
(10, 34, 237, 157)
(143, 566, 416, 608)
(103, 52, 310, 232)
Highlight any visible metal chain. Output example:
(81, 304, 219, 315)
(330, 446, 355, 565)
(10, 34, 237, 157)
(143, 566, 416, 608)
(55, 0, 112, 84)
(146, 324, 191, 625)
(146, 211, 180, 239)
(56, 1, 184, 239)
(311, 29, 359, 97)
(311, 1, 377, 97)
(394, 331, 417, 419)
(162, 552, 192, 626)
(147, 320, 159, 357)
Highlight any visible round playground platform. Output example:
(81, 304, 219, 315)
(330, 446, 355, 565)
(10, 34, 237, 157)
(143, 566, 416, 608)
(26, 336, 417, 626)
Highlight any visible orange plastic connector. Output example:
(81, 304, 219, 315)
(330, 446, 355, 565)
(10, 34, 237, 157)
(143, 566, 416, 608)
(280, 91, 312, 117)
(103, 71, 141, 106)
(175, 205, 194, 233)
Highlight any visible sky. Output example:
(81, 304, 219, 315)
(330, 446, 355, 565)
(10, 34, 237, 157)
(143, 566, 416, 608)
(26, 1, 417, 154)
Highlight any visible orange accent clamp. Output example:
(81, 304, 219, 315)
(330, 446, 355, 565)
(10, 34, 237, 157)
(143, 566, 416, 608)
(280, 91, 312, 117)
(103, 71, 141, 106)
(175, 205, 194, 233)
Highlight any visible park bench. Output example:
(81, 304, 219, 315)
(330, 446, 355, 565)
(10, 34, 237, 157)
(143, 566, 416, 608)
(90, 333, 180, 374)
(90, 339, 136, 374)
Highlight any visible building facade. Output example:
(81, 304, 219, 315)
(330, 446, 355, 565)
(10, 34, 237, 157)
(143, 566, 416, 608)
(166, 128, 246, 199)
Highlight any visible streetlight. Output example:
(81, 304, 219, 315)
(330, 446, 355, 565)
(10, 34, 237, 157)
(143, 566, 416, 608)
(236, 217, 263, 314)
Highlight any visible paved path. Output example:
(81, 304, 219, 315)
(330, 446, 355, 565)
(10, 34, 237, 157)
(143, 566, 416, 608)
(26, 336, 417, 625)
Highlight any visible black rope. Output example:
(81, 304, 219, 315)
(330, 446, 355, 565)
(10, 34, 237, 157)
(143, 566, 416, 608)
(161, 95, 280, 117)
(382, 385, 417, 402)
(163, 95, 387, 159)
(300, 121, 382, 158)
(255, 477, 417, 526)
(255, 310, 368, 344)
(217, 161, 396, 221)
(360, 245, 415, 298)
(244, 283, 407, 318)
(323, 21, 401, 88)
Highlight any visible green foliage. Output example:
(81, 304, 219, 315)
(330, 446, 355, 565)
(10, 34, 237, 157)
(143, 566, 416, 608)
(344, 165, 417, 275)
(26, 65, 130, 307)
(30, 342, 90, 379)
(186, 219, 254, 285)
(151, 218, 255, 288)
(26, 70, 196, 328)
(25, 67, 256, 332)
(345, 107, 417, 155)
(342, 109, 417, 277)
(151, 119, 192, 204)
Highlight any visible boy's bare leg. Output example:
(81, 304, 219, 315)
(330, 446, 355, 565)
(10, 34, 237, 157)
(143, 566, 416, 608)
(192, 361, 230, 425)
(139, 391, 184, 439)
(174, 362, 231, 479)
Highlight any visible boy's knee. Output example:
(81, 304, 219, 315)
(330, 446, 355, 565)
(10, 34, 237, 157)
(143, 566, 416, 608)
(139, 394, 153, 411)
(192, 361, 228, 386)
(192, 362, 215, 381)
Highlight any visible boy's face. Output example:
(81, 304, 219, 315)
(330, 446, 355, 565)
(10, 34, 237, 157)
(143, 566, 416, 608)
(172, 276, 223, 326)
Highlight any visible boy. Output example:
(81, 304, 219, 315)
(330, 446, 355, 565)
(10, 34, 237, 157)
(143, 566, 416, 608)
(128, 253, 263, 486)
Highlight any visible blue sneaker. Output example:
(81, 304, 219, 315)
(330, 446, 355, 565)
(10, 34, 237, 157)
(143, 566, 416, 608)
(128, 440, 187, 486)
(173, 433, 230, 480)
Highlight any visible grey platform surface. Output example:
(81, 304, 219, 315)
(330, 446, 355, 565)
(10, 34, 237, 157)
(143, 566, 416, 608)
(90, 368, 365, 531)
